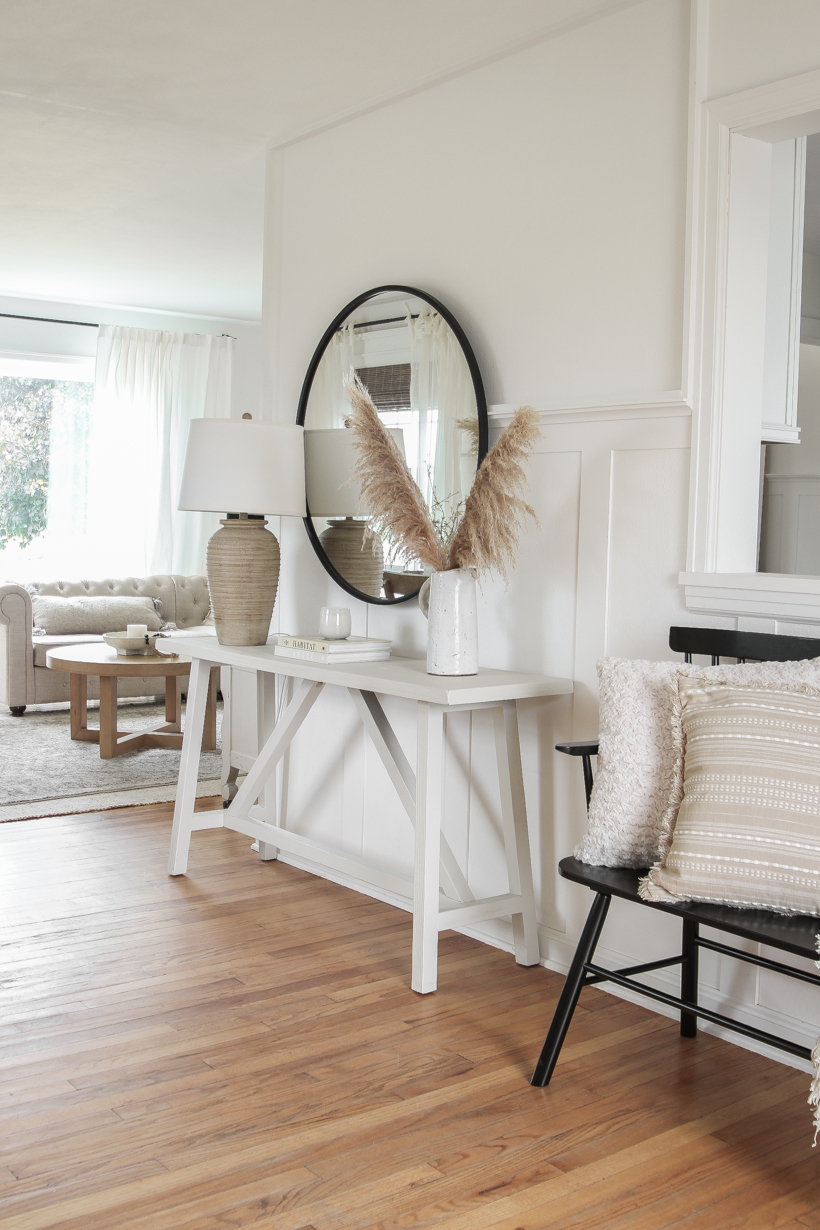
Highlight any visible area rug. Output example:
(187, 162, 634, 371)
(0, 701, 223, 822)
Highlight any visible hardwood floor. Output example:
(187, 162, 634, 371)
(0, 800, 817, 1229)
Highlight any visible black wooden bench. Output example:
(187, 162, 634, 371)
(531, 626, 820, 1087)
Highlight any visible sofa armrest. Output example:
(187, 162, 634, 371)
(0, 584, 34, 709)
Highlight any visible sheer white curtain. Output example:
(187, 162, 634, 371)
(308, 323, 358, 427)
(409, 310, 476, 514)
(54, 327, 233, 578)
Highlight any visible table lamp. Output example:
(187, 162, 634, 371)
(305, 427, 404, 597)
(178, 417, 305, 645)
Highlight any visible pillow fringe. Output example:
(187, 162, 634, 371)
(811, 1036, 820, 1148)
(655, 679, 687, 862)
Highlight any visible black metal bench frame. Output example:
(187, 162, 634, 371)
(531, 626, 820, 1087)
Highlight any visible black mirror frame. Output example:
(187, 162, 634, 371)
(296, 284, 488, 605)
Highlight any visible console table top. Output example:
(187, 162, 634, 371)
(161, 635, 574, 707)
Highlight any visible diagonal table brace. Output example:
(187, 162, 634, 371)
(348, 687, 474, 904)
(168, 673, 324, 875)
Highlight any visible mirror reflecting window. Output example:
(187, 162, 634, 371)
(297, 286, 487, 603)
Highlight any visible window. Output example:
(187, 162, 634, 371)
(0, 354, 94, 581)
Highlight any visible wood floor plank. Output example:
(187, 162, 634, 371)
(0, 801, 815, 1229)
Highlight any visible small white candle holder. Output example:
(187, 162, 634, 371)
(319, 607, 352, 639)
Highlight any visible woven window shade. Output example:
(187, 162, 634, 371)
(357, 364, 411, 411)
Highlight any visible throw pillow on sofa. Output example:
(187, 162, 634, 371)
(31, 595, 163, 636)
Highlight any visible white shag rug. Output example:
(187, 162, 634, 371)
(0, 700, 222, 822)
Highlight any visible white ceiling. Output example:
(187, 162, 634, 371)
(0, 0, 622, 319)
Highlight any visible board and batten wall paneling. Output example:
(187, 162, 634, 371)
(606, 445, 692, 659)
(253, 403, 694, 978)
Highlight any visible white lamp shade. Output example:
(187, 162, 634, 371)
(305, 427, 405, 517)
(178, 418, 306, 516)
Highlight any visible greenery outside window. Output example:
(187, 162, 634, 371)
(0, 354, 94, 580)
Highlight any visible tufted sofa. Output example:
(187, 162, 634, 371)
(0, 574, 215, 713)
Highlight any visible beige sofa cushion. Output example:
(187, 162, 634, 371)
(31, 595, 162, 636)
(32, 633, 106, 668)
(29, 576, 178, 621)
(173, 576, 211, 628)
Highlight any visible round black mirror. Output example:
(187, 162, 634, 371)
(297, 285, 488, 604)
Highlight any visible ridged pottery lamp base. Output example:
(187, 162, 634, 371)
(207, 518, 280, 646)
(319, 518, 384, 598)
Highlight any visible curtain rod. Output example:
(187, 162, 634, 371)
(1, 313, 236, 339)
(0, 311, 99, 328)
(346, 313, 420, 331)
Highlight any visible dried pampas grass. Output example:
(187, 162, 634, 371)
(456, 416, 480, 455)
(344, 373, 447, 572)
(345, 371, 540, 581)
(448, 407, 540, 580)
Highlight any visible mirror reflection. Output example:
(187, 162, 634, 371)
(300, 288, 486, 602)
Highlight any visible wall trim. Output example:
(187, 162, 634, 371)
(489, 393, 691, 427)
(688, 64, 820, 575)
(268, 0, 648, 152)
(681, 570, 820, 624)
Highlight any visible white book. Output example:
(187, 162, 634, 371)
(274, 645, 391, 664)
(276, 633, 392, 654)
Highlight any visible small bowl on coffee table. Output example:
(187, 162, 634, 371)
(102, 631, 159, 657)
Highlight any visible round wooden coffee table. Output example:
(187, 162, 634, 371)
(45, 643, 218, 759)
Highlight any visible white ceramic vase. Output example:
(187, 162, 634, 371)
(419, 568, 478, 675)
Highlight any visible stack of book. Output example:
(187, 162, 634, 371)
(274, 634, 392, 664)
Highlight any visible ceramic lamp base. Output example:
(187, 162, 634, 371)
(319, 518, 384, 597)
(207, 517, 280, 646)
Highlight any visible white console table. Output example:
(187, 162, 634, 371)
(165, 635, 573, 994)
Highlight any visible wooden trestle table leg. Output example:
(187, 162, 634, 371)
(202, 667, 218, 751)
(98, 675, 119, 759)
(165, 674, 181, 731)
(493, 699, 540, 966)
(413, 701, 444, 995)
(168, 658, 213, 875)
(69, 672, 88, 741)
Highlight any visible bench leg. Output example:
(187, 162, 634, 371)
(531, 891, 610, 1087)
(681, 919, 699, 1038)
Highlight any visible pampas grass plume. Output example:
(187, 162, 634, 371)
(344, 372, 447, 572)
(345, 369, 539, 581)
(447, 407, 540, 580)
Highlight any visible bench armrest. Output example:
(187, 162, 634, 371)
(555, 740, 599, 757)
(555, 739, 599, 811)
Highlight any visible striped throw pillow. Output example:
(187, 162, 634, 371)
(640, 679, 820, 915)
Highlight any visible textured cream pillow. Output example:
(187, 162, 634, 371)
(576, 654, 820, 869)
(576, 659, 693, 868)
(31, 595, 162, 636)
(640, 679, 820, 914)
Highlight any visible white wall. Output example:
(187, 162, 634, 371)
(707, 0, 820, 100)
(264, 0, 689, 416)
(254, 0, 820, 1066)
(0, 292, 262, 419)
